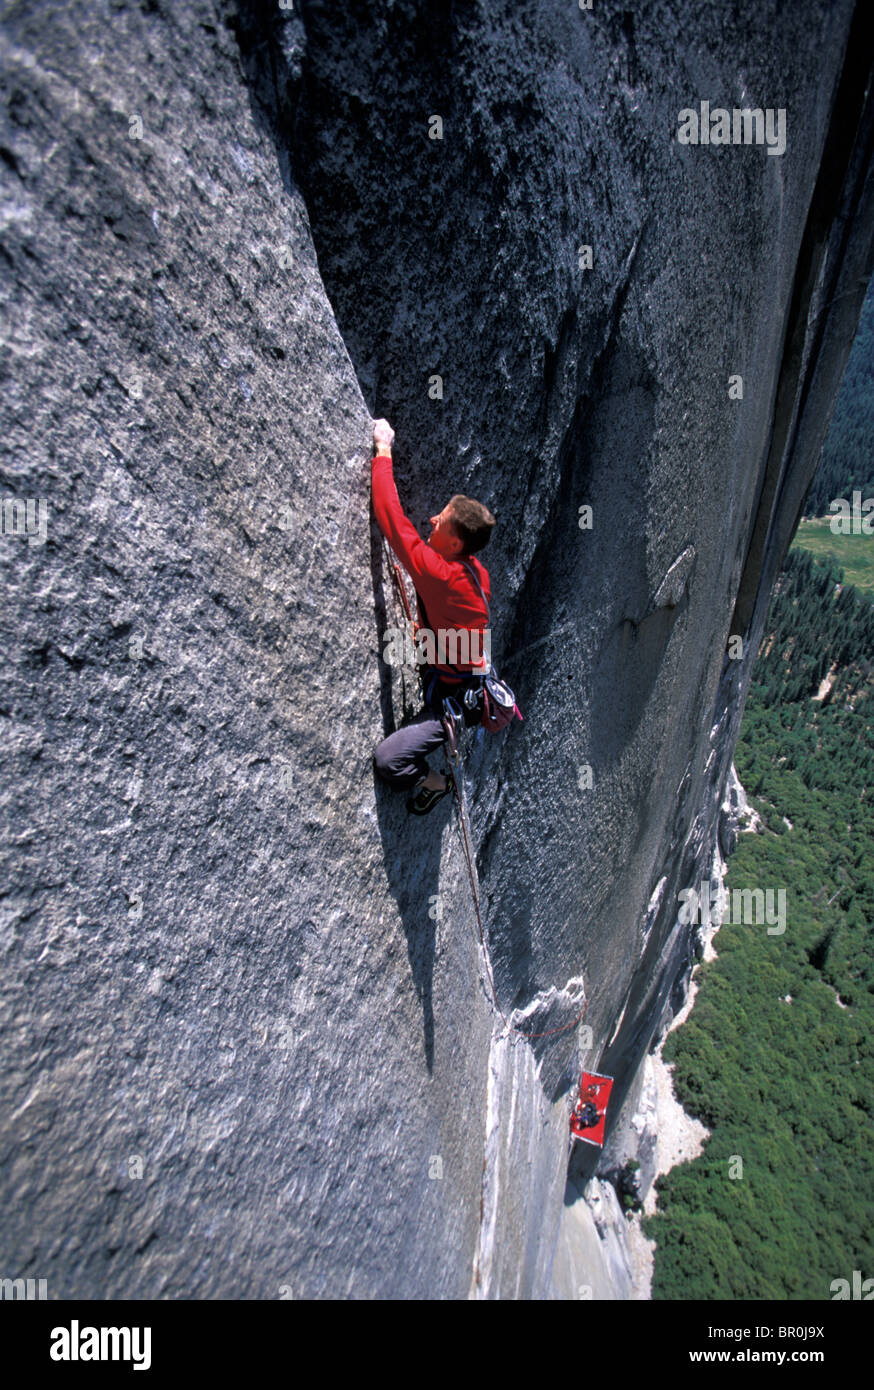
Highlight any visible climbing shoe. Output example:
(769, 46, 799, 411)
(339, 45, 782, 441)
(406, 776, 451, 815)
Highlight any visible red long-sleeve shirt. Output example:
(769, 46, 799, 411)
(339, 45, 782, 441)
(372, 451, 490, 672)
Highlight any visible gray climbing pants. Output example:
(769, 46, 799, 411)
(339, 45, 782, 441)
(374, 669, 483, 791)
(373, 710, 448, 791)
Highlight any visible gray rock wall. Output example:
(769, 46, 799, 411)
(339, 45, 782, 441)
(1, 0, 872, 1298)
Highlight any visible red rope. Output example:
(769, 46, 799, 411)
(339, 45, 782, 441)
(390, 558, 415, 627)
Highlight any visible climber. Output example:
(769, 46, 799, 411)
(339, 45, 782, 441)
(371, 418, 496, 814)
(573, 1100, 600, 1130)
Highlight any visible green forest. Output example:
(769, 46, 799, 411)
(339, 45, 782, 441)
(645, 546, 874, 1299)
(804, 282, 874, 517)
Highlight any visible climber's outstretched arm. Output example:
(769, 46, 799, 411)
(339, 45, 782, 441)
(370, 419, 453, 594)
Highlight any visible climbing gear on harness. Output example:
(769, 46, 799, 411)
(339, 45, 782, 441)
(406, 776, 451, 816)
(463, 682, 484, 719)
(441, 696, 462, 760)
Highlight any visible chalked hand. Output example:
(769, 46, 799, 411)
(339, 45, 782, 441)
(372, 418, 395, 450)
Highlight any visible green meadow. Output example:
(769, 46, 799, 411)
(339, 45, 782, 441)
(792, 520, 874, 595)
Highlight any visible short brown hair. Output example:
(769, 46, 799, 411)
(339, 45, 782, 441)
(448, 494, 496, 555)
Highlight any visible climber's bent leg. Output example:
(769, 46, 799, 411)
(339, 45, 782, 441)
(373, 712, 447, 791)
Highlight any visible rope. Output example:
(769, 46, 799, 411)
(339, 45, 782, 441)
(388, 553, 415, 627)
(381, 538, 588, 1042)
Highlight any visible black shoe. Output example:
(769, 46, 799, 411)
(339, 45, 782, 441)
(406, 776, 451, 815)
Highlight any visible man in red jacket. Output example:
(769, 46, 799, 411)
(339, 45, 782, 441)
(371, 418, 496, 813)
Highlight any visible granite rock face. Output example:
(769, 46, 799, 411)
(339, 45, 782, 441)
(1, 1, 872, 1298)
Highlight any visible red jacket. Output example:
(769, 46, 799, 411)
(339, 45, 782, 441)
(372, 451, 490, 672)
